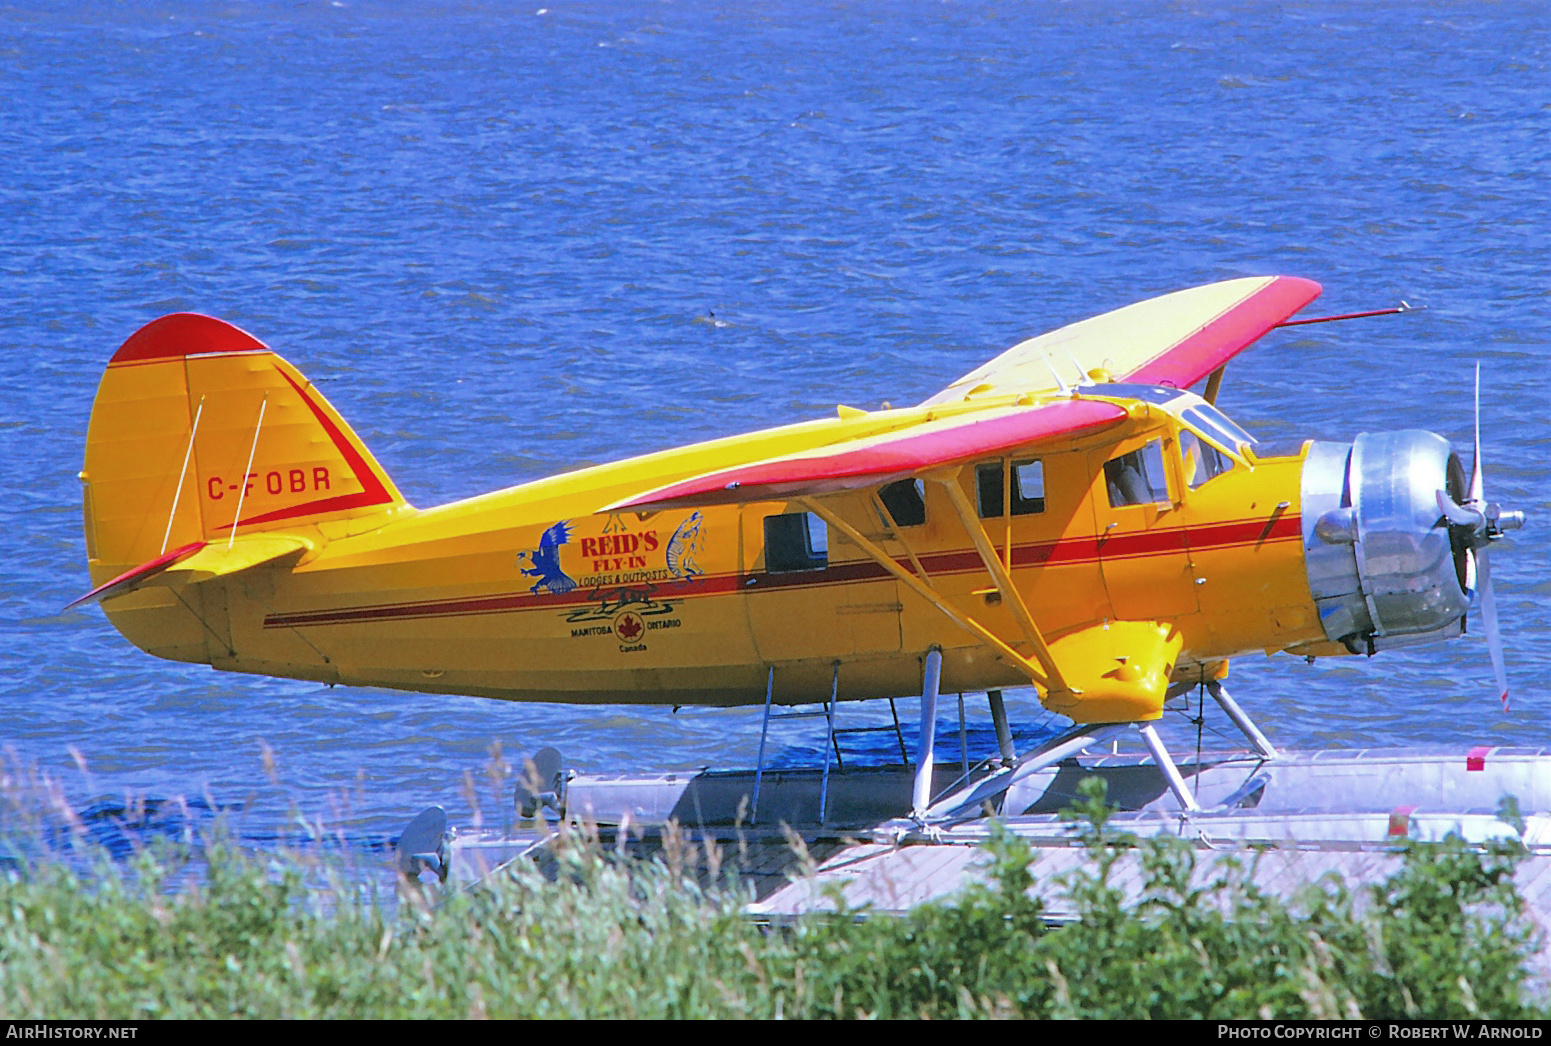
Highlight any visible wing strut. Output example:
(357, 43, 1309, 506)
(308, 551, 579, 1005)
(797, 496, 1057, 692)
(1203, 367, 1226, 405)
(930, 469, 1071, 696)
(867, 491, 932, 583)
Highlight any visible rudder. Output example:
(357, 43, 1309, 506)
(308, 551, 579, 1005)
(82, 313, 407, 586)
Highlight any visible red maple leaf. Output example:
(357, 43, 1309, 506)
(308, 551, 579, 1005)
(616, 614, 644, 642)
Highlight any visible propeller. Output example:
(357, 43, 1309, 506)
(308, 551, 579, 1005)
(1434, 365, 1524, 712)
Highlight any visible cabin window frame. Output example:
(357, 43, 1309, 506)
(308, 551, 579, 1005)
(878, 478, 927, 528)
(1179, 426, 1234, 489)
(975, 458, 1046, 519)
(763, 511, 829, 572)
(1104, 438, 1173, 509)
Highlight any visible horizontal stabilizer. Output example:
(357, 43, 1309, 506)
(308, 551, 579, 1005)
(923, 276, 1321, 405)
(66, 534, 312, 610)
(609, 399, 1126, 512)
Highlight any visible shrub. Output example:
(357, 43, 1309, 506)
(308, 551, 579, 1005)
(0, 781, 1541, 1019)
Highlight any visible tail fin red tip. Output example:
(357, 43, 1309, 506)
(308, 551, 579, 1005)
(110, 313, 268, 365)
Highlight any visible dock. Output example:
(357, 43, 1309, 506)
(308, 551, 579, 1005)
(428, 745, 1551, 924)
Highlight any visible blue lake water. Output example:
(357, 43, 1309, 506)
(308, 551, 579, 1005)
(1, 0, 1547, 858)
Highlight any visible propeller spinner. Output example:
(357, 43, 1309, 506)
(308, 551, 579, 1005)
(1434, 365, 1525, 711)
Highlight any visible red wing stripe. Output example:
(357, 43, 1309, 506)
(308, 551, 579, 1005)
(617, 400, 1127, 510)
(1125, 276, 1322, 388)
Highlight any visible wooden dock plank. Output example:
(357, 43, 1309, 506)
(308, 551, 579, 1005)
(753, 840, 1551, 924)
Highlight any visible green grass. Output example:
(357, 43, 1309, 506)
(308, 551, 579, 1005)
(0, 780, 1542, 1019)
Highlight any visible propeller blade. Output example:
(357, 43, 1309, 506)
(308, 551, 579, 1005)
(1436, 488, 1485, 530)
(1468, 362, 1485, 507)
(1476, 546, 1508, 713)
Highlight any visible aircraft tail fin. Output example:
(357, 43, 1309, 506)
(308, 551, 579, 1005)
(81, 313, 407, 586)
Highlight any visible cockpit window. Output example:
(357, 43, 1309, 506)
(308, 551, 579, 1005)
(1082, 385, 1254, 451)
(1183, 404, 1255, 451)
(1105, 440, 1171, 507)
(1180, 429, 1233, 488)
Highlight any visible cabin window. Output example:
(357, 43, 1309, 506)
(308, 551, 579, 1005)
(763, 512, 828, 572)
(976, 459, 1045, 518)
(1105, 440, 1171, 507)
(1180, 429, 1233, 489)
(879, 478, 926, 527)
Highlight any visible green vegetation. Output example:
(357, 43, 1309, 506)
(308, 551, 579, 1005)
(0, 780, 1542, 1019)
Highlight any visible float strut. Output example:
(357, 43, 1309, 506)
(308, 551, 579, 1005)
(1138, 722, 1202, 812)
(957, 692, 969, 777)
(911, 648, 943, 820)
(1206, 681, 1279, 759)
(818, 661, 839, 825)
(888, 698, 908, 764)
(988, 689, 1016, 764)
(914, 720, 1128, 825)
(751, 666, 775, 824)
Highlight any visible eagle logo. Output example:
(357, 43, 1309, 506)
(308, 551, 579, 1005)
(518, 521, 577, 595)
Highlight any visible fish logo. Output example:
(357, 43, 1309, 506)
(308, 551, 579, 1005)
(518, 521, 578, 595)
(665, 511, 705, 579)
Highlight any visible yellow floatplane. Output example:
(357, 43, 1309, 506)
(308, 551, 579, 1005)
(74, 276, 1522, 821)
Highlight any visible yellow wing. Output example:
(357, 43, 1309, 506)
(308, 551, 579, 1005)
(922, 275, 1321, 406)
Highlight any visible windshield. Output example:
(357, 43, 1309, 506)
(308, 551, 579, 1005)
(1086, 384, 1256, 453)
(1183, 403, 1255, 451)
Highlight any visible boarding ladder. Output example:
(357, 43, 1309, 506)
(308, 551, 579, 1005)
(750, 662, 915, 826)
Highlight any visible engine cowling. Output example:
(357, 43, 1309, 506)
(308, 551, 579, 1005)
(1301, 431, 1470, 653)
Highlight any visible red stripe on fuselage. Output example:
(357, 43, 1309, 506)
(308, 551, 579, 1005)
(261, 513, 1304, 629)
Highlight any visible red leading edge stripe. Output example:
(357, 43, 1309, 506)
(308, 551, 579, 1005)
(1124, 276, 1322, 388)
(65, 541, 208, 610)
(615, 399, 1128, 510)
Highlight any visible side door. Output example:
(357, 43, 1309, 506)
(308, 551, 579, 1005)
(964, 452, 1109, 637)
(1089, 433, 1199, 620)
(743, 497, 903, 664)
